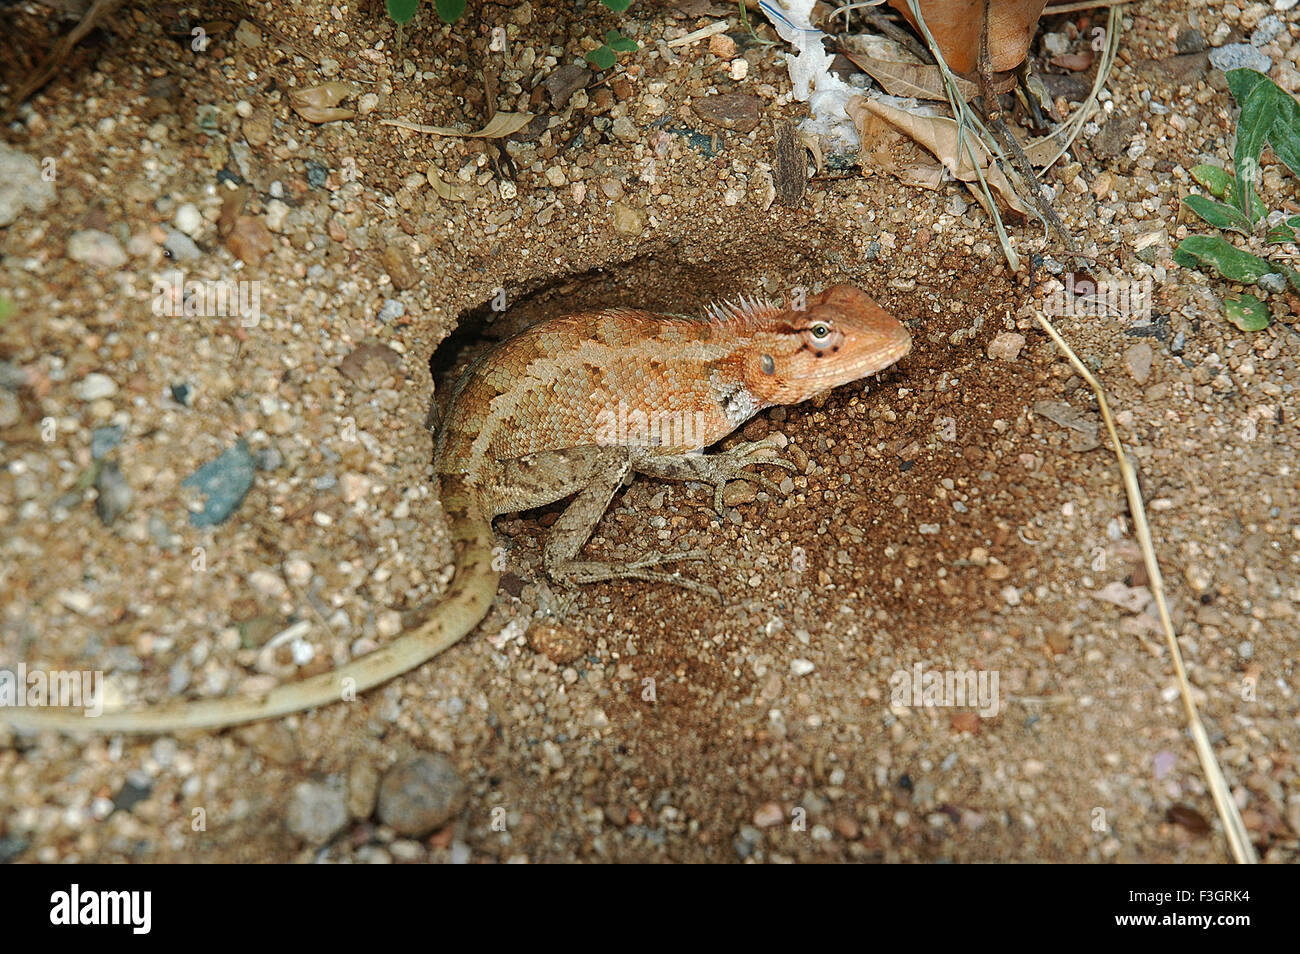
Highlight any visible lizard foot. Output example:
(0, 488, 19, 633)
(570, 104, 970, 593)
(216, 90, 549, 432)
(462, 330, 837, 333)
(549, 550, 720, 599)
(699, 440, 798, 515)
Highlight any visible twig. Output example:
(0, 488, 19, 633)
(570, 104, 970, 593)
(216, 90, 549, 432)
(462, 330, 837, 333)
(2, 0, 127, 123)
(1032, 306, 1258, 865)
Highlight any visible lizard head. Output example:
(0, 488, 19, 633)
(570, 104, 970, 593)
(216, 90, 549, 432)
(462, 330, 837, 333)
(744, 284, 912, 406)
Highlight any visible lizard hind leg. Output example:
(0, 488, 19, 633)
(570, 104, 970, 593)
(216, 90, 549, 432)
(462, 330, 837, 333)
(506, 445, 719, 598)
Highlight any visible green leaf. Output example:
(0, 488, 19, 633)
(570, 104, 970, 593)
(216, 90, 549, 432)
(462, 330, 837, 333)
(435, 0, 466, 23)
(1183, 194, 1251, 232)
(585, 45, 616, 70)
(604, 28, 638, 52)
(386, 0, 419, 25)
(1173, 235, 1299, 291)
(1190, 164, 1232, 199)
(1226, 68, 1269, 105)
(1223, 293, 1270, 331)
(1234, 82, 1277, 223)
(601, 0, 634, 11)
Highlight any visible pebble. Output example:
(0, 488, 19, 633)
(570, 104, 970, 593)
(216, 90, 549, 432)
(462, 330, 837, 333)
(182, 439, 256, 527)
(692, 92, 762, 133)
(147, 513, 179, 549)
(67, 230, 127, 269)
(1250, 15, 1283, 46)
(347, 758, 381, 819)
(94, 462, 132, 526)
(987, 331, 1025, 361)
(528, 623, 587, 664)
(285, 782, 349, 844)
(170, 382, 191, 406)
(381, 244, 419, 290)
(1124, 341, 1153, 384)
(163, 229, 201, 261)
(0, 391, 18, 429)
(173, 203, 203, 236)
(264, 198, 290, 232)
(376, 299, 405, 323)
(753, 802, 784, 827)
(612, 203, 644, 235)
(305, 161, 328, 188)
(790, 658, 815, 676)
(74, 373, 118, 401)
(0, 142, 55, 227)
(91, 425, 124, 459)
(1208, 44, 1271, 74)
(235, 18, 262, 47)
(376, 754, 467, 836)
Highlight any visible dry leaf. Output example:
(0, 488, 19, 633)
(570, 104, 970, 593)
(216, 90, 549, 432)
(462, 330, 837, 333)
(289, 82, 354, 109)
(427, 164, 468, 202)
(410, 112, 534, 138)
(886, 0, 1049, 74)
(841, 51, 979, 102)
(294, 106, 355, 123)
(848, 100, 946, 190)
(848, 94, 1030, 217)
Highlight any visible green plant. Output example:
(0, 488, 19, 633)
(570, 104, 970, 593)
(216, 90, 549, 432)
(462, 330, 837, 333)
(1173, 69, 1300, 330)
(585, 27, 639, 70)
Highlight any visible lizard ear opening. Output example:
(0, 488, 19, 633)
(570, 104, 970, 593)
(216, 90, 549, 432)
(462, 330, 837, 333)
(760, 353, 776, 375)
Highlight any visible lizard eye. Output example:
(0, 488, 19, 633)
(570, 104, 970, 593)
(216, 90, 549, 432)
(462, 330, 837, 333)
(802, 321, 840, 352)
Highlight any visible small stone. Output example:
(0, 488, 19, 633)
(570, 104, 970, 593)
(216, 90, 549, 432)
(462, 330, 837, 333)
(987, 331, 1025, 361)
(348, 758, 381, 819)
(1124, 341, 1153, 384)
(612, 203, 643, 236)
(381, 244, 419, 290)
(358, 93, 379, 115)
(1250, 15, 1283, 46)
(170, 382, 191, 406)
(528, 623, 587, 664)
(376, 754, 467, 836)
(94, 461, 132, 526)
(950, 712, 980, 733)
(0, 391, 18, 429)
(235, 18, 262, 47)
(1183, 563, 1213, 593)
(692, 92, 762, 133)
(224, 215, 273, 266)
(285, 782, 348, 844)
(610, 116, 638, 141)
(790, 658, 815, 676)
(709, 33, 738, 59)
(241, 110, 273, 147)
(67, 230, 127, 268)
(174, 202, 203, 236)
(753, 802, 784, 827)
(264, 198, 290, 232)
(182, 439, 256, 527)
(1208, 43, 1271, 74)
(0, 142, 56, 227)
(91, 424, 124, 459)
(74, 373, 118, 401)
(1176, 28, 1206, 54)
(376, 299, 405, 323)
(163, 229, 201, 261)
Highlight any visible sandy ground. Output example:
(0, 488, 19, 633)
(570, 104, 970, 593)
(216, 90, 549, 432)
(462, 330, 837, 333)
(0, 0, 1296, 862)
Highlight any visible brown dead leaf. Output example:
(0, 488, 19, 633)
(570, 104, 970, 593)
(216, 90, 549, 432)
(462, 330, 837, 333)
(289, 82, 356, 123)
(426, 164, 468, 202)
(294, 106, 355, 123)
(841, 51, 979, 102)
(848, 94, 1030, 216)
(886, 0, 1049, 74)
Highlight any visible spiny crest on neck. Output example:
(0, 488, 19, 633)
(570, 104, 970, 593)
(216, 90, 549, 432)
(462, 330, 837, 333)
(701, 294, 788, 328)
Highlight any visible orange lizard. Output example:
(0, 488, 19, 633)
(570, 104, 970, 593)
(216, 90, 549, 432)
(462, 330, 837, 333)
(3, 284, 911, 733)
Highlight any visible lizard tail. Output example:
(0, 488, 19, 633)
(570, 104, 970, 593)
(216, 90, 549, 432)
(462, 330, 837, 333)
(1, 476, 498, 735)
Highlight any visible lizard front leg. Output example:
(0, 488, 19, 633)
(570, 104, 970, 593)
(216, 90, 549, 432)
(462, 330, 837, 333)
(631, 439, 798, 515)
(496, 446, 717, 597)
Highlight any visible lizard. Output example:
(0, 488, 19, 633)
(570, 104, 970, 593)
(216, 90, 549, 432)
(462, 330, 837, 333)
(1, 284, 911, 734)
